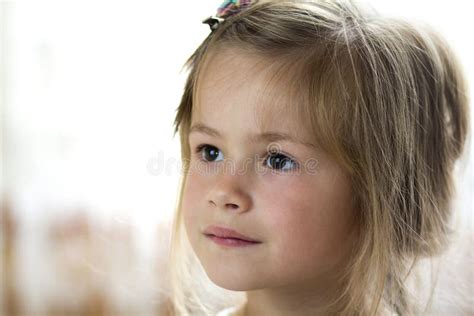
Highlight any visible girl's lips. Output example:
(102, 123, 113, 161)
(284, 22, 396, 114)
(203, 225, 261, 243)
(205, 235, 262, 247)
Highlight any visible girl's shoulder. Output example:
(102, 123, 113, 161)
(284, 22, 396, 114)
(216, 303, 246, 316)
(215, 303, 397, 316)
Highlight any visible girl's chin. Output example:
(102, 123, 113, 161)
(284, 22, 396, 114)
(205, 269, 265, 291)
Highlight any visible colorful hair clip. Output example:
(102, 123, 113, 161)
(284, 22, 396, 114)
(202, 0, 252, 31)
(217, 0, 252, 18)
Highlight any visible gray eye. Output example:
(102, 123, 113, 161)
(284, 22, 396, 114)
(197, 144, 224, 162)
(266, 153, 297, 171)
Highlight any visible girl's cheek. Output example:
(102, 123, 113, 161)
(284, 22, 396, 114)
(183, 172, 203, 202)
(259, 169, 306, 188)
(182, 165, 202, 208)
(258, 173, 309, 215)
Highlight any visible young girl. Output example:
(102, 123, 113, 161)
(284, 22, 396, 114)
(166, 0, 471, 315)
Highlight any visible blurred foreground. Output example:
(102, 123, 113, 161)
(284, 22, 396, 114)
(1, 197, 173, 316)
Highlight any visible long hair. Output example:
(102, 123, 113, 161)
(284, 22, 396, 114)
(166, 1, 470, 315)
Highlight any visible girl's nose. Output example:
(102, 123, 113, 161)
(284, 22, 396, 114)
(206, 174, 252, 213)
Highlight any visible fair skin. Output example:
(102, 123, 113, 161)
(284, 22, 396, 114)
(182, 47, 359, 316)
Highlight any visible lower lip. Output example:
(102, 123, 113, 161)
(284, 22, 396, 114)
(206, 235, 261, 247)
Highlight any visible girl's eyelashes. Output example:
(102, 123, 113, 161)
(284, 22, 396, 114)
(194, 144, 299, 172)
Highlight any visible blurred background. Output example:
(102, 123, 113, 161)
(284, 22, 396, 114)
(1, 0, 473, 315)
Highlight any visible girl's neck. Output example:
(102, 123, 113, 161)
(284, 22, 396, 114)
(243, 282, 341, 316)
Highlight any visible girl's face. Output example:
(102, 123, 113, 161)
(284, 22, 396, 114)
(182, 48, 359, 292)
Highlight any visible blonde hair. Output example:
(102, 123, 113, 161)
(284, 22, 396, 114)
(166, 0, 470, 315)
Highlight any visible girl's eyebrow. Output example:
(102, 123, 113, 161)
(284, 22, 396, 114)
(189, 122, 318, 150)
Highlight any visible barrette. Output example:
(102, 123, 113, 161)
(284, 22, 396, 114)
(202, 0, 252, 31)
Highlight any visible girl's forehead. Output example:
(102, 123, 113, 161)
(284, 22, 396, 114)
(193, 47, 308, 134)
